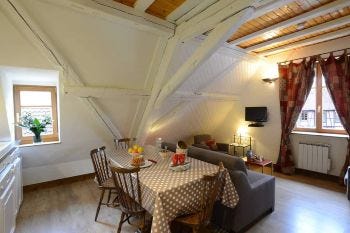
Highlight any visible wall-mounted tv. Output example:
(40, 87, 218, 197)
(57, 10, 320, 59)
(245, 107, 267, 126)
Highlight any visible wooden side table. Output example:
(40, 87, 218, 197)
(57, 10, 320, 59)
(245, 158, 273, 175)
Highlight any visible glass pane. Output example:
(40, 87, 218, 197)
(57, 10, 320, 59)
(20, 91, 52, 106)
(21, 107, 53, 136)
(322, 75, 344, 130)
(296, 76, 316, 128)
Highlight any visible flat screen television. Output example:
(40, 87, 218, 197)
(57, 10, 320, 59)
(245, 107, 267, 122)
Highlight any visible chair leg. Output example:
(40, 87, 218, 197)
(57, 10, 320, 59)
(107, 189, 112, 205)
(117, 212, 126, 233)
(95, 189, 105, 221)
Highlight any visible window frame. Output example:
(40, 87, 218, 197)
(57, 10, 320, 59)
(294, 63, 346, 134)
(13, 85, 59, 144)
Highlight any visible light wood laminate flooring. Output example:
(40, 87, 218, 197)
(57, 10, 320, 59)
(16, 173, 350, 233)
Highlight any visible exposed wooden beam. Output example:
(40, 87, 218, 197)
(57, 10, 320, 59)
(174, 91, 240, 101)
(154, 5, 255, 109)
(128, 37, 168, 138)
(247, 15, 350, 52)
(42, 0, 175, 37)
(230, 0, 350, 45)
(64, 86, 151, 98)
(175, 0, 217, 25)
(178, 0, 254, 42)
(136, 36, 180, 143)
(134, 0, 155, 12)
(176, 0, 234, 39)
(166, 0, 202, 22)
(260, 27, 350, 56)
(252, 0, 295, 19)
(0, 0, 122, 138)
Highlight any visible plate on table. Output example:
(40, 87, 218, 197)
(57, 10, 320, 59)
(169, 161, 191, 172)
(130, 159, 153, 168)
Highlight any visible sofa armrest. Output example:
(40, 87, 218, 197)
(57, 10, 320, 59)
(216, 143, 229, 153)
(231, 170, 252, 195)
(192, 143, 210, 150)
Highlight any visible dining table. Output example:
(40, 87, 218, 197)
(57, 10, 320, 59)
(108, 145, 239, 233)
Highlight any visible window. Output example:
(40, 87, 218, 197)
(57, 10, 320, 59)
(14, 85, 59, 144)
(295, 63, 345, 134)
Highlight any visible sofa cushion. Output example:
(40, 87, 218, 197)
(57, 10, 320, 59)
(161, 142, 176, 152)
(188, 146, 247, 174)
(194, 134, 212, 144)
(205, 139, 218, 150)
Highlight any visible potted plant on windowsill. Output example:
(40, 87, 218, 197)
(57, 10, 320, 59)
(17, 112, 52, 143)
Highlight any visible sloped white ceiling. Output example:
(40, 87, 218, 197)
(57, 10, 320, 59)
(19, 0, 159, 90)
(13, 0, 264, 145)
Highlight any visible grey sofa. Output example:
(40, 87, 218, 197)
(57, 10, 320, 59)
(192, 134, 229, 154)
(162, 142, 275, 233)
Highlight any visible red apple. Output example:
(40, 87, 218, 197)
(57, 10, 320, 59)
(178, 153, 185, 165)
(172, 154, 179, 166)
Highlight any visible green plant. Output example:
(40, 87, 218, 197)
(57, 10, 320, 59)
(17, 112, 52, 138)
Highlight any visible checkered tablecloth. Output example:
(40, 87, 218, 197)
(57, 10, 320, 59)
(109, 145, 239, 233)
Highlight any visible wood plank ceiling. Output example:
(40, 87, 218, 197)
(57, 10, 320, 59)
(114, 0, 350, 56)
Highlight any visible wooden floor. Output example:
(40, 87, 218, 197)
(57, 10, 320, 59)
(16, 171, 350, 233)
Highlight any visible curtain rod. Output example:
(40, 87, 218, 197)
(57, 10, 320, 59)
(277, 47, 350, 64)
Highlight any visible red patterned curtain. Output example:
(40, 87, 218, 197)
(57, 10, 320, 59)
(276, 57, 316, 174)
(319, 52, 350, 180)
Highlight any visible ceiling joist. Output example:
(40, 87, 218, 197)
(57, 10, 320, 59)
(175, 0, 217, 25)
(247, 15, 350, 52)
(134, 0, 156, 12)
(154, 5, 255, 109)
(174, 91, 239, 101)
(230, 0, 350, 46)
(260, 27, 350, 56)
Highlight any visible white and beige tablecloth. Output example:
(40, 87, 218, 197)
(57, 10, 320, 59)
(109, 145, 239, 233)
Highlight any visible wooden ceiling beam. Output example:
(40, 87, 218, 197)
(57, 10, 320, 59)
(42, 0, 175, 37)
(134, 0, 156, 12)
(247, 15, 350, 52)
(166, 0, 202, 22)
(64, 86, 151, 98)
(154, 5, 255, 109)
(136, 36, 180, 143)
(230, 0, 350, 46)
(177, 0, 294, 42)
(175, 0, 217, 25)
(259, 27, 350, 56)
(0, 0, 123, 139)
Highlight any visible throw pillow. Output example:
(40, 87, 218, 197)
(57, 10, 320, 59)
(206, 139, 218, 151)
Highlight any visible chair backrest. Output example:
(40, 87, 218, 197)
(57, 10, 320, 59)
(199, 162, 224, 226)
(110, 165, 142, 211)
(90, 146, 110, 186)
(114, 138, 136, 149)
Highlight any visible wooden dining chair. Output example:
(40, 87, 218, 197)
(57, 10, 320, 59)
(173, 162, 225, 233)
(90, 146, 117, 221)
(110, 165, 148, 233)
(114, 138, 136, 149)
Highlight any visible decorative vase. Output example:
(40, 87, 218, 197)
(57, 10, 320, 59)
(33, 134, 42, 143)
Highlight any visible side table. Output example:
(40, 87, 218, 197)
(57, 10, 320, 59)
(245, 158, 273, 175)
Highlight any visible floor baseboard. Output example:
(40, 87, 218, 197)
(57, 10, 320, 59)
(23, 173, 95, 192)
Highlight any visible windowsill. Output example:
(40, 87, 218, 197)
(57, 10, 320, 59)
(18, 141, 61, 148)
(291, 131, 349, 138)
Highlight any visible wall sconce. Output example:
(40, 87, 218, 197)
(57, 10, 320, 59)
(262, 77, 278, 83)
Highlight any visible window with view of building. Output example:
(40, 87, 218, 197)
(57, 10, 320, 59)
(14, 85, 59, 144)
(295, 63, 345, 134)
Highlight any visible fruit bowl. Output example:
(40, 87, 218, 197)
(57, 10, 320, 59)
(131, 154, 145, 167)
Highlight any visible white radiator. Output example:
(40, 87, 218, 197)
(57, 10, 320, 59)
(297, 143, 331, 174)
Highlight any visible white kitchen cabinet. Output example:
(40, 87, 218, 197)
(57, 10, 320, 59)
(0, 166, 16, 233)
(13, 157, 22, 214)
